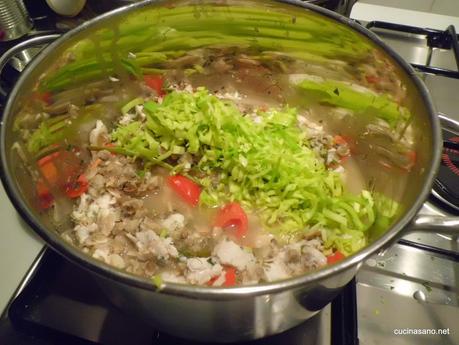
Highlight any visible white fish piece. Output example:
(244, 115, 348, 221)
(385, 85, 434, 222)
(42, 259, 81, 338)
(210, 272, 226, 287)
(75, 223, 97, 244)
(97, 208, 117, 236)
(109, 254, 126, 269)
(185, 257, 223, 285)
(302, 246, 327, 269)
(213, 239, 255, 271)
(263, 254, 290, 282)
(89, 120, 108, 146)
(135, 230, 179, 259)
(161, 271, 187, 284)
(95, 193, 116, 210)
(81, 193, 115, 224)
(161, 213, 185, 232)
(72, 193, 91, 222)
(93, 248, 110, 263)
(119, 113, 136, 125)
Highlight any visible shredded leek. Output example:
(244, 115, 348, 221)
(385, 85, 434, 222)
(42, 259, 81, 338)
(111, 88, 392, 254)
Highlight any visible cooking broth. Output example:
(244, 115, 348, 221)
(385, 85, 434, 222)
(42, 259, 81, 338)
(9, 1, 416, 286)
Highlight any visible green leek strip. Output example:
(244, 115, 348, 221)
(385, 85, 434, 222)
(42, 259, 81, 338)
(41, 53, 167, 91)
(27, 104, 104, 153)
(27, 118, 68, 153)
(296, 78, 410, 127)
(72, 5, 369, 53)
(121, 97, 144, 114)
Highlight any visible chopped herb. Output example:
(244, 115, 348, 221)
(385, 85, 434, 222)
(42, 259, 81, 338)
(152, 274, 164, 289)
(159, 229, 168, 238)
(422, 282, 432, 293)
(333, 88, 340, 96)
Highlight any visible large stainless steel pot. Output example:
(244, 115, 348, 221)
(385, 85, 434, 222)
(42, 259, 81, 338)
(1, 0, 458, 342)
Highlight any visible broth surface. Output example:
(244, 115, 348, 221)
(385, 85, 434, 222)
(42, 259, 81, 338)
(10, 2, 416, 286)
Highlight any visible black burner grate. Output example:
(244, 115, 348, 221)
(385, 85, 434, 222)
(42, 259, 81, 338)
(366, 21, 459, 79)
(433, 128, 459, 213)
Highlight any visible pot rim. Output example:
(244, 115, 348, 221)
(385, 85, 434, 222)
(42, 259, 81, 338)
(0, 0, 442, 299)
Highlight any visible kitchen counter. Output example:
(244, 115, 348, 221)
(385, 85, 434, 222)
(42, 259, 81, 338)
(0, 184, 43, 315)
(352, 0, 459, 29)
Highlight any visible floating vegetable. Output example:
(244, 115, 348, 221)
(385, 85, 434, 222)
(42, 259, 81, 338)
(167, 175, 201, 207)
(214, 203, 249, 238)
(327, 250, 345, 265)
(295, 77, 410, 127)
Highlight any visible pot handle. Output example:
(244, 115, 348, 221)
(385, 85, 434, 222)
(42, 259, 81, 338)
(0, 34, 61, 97)
(408, 214, 459, 234)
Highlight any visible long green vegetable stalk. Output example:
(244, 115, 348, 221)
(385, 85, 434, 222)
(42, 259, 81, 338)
(111, 88, 395, 254)
(295, 77, 411, 127)
(40, 3, 373, 92)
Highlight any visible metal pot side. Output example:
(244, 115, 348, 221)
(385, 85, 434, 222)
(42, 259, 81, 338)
(93, 263, 360, 342)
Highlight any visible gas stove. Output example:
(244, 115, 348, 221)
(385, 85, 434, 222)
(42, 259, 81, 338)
(0, 1, 458, 344)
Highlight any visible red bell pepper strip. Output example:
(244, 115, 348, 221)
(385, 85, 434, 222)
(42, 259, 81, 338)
(104, 142, 118, 156)
(35, 150, 88, 208)
(365, 75, 380, 84)
(327, 251, 345, 265)
(36, 179, 54, 209)
(144, 75, 164, 96)
(34, 91, 53, 105)
(379, 150, 417, 172)
(222, 266, 237, 286)
(38, 152, 60, 185)
(214, 202, 248, 238)
(36, 152, 60, 209)
(329, 135, 352, 166)
(333, 135, 348, 146)
(207, 266, 237, 287)
(64, 174, 89, 198)
(167, 175, 201, 207)
(402, 150, 417, 171)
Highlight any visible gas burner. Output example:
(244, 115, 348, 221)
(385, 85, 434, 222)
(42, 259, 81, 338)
(432, 116, 459, 212)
